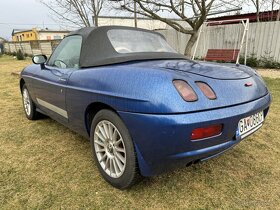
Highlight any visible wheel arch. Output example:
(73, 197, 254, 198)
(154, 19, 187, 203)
(84, 102, 145, 178)
(19, 78, 25, 93)
(85, 102, 118, 137)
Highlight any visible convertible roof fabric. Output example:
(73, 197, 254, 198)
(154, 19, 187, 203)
(67, 26, 187, 68)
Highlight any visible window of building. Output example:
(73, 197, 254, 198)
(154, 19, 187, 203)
(53, 35, 61, 40)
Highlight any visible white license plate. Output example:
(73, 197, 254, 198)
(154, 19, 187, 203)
(237, 111, 264, 139)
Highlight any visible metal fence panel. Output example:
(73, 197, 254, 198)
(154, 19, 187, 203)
(158, 21, 280, 62)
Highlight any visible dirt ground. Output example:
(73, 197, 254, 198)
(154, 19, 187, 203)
(257, 69, 280, 78)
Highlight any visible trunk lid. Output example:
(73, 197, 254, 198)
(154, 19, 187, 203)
(113, 59, 268, 113)
(157, 60, 254, 80)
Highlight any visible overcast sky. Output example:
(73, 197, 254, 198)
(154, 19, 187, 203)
(0, 0, 255, 40)
(0, 0, 63, 40)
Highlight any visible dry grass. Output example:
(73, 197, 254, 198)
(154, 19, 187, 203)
(0, 55, 280, 209)
(257, 69, 280, 79)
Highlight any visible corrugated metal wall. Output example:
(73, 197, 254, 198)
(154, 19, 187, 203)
(158, 21, 280, 61)
(3, 40, 61, 57)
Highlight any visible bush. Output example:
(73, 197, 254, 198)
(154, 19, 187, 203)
(260, 56, 280, 69)
(24, 53, 31, 58)
(239, 55, 259, 68)
(239, 54, 280, 69)
(16, 50, 25, 60)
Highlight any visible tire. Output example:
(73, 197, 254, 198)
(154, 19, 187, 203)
(21, 84, 39, 120)
(90, 109, 141, 189)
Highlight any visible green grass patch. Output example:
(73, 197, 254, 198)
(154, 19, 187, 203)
(0, 55, 280, 209)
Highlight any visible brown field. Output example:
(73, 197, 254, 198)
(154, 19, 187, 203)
(0, 55, 280, 209)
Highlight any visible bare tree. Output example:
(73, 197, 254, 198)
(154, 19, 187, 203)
(250, 0, 260, 22)
(118, 0, 241, 57)
(40, 0, 105, 27)
(91, 0, 105, 26)
(248, 0, 280, 22)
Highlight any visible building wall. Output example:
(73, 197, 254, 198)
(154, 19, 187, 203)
(98, 17, 190, 30)
(38, 32, 69, 40)
(12, 29, 38, 42)
(12, 29, 69, 42)
(98, 17, 166, 30)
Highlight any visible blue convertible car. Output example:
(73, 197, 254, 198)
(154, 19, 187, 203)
(20, 26, 271, 189)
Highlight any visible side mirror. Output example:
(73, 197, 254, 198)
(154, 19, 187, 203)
(32, 55, 47, 69)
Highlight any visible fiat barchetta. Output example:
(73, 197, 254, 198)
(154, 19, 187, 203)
(20, 26, 271, 189)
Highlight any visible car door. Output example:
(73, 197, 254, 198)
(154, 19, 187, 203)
(33, 35, 82, 123)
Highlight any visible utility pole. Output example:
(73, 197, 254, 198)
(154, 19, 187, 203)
(134, 0, 137, 28)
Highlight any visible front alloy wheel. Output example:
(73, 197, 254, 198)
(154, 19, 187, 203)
(22, 88, 31, 116)
(90, 110, 141, 189)
(21, 84, 39, 120)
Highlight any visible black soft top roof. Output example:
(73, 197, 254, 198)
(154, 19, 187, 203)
(67, 26, 187, 68)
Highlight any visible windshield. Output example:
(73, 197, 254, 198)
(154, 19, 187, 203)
(107, 29, 176, 54)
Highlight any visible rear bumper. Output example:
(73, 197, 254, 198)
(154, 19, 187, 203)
(118, 93, 271, 176)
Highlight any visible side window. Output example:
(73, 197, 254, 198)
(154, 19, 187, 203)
(48, 35, 82, 69)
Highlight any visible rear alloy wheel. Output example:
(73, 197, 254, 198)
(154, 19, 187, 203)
(90, 110, 141, 189)
(94, 120, 126, 178)
(22, 85, 39, 120)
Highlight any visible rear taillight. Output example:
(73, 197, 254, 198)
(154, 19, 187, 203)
(195, 82, 217, 100)
(191, 124, 222, 140)
(173, 80, 198, 102)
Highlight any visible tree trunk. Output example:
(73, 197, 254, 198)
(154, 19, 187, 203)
(91, 12, 98, 26)
(277, 8, 280, 21)
(256, 0, 260, 22)
(94, 15, 98, 26)
(91, 0, 99, 27)
(256, 10, 260, 22)
(184, 32, 198, 58)
(271, 0, 274, 21)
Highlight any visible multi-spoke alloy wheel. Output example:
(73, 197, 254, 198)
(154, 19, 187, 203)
(23, 88, 31, 116)
(94, 120, 126, 178)
(90, 109, 141, 189)
(21, 85, 39, 120)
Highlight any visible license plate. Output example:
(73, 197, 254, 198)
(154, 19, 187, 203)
(236, 111, 264, 140)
